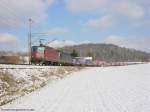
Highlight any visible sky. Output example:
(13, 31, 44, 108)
(0, 0, 149, 52)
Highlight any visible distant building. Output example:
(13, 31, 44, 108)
(73, 57, 93, 65)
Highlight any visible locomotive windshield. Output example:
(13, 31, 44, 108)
(32, 46, 45, 53)
(37, 47, 45, 53)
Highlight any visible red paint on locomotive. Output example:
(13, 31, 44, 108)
(44, 48, 59, 62)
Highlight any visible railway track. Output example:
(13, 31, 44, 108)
(0, 63, 96, 69)
(0, 62, 146, 69)
(0, 64, 60, 69)
(0, 64, 87, 70)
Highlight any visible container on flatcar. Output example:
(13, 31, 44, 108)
(59, 52, 72, 65)
(73, 57, 93, 66)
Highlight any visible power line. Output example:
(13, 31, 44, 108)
(0, 0, 26, 27)
(0, 0, 20, 18)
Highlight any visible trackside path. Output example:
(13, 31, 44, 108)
(1, 64, 150, 112)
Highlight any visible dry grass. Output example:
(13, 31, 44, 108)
(0, 66, 84, 106)
(0, 72, 19, 106)
(0, 72, 16, 86)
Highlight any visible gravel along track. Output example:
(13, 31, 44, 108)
(1, 63, 150, 112)
(0, 64, 58, 69)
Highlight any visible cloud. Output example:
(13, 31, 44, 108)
(0, 33, 18, 43)
(65, 0, 147, 31)
(85, 15, 115, 30)
(47, 40, 76, 48)
(104, 35, 125, 46)
(47, 27, 69, 35)
(0, 0, 54, 28)
(148, 7, 150, 18)
(0, 33, 19, 51)
(65, 0, 106, 12)
(64, 0, 146, 16)
(43, 36, 150, 53)
(103, 35, 150, 52)
(135, 0, 150, 10)
(64, 0, 147, 25)
(115, 1, 145, 18)
(47, 39, 92, 48)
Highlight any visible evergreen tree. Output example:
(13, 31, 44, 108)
(87, 52, 95, 60)
(71, 49, 78, 57)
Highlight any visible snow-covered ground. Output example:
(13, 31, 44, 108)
(0, 65, 82, 106)
(1, 63, 150, 112)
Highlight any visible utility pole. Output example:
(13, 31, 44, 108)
(28, 18, 32, 64)
(28, 19, 48, 64)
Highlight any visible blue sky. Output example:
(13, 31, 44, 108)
(0, 0, 149, 52)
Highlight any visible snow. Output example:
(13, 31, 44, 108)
(1, 63, 150, 112)
(0, 64, 56, 78)
(0, 64, 81, 106)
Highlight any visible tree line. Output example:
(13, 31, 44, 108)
(61, 43, 150, 62)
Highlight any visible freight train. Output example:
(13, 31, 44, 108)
(0, 56, 19, 64)
(31, 45, 73, 65)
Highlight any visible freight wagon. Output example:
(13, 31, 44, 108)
(59, 52, 73, 65)
(73, 57, 93, 66)
(0, 56, 19, 64)
(31, 45, 73, 65)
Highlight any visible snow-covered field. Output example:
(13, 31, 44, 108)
(0, 65, 82, 106)
(1, 63, 150, 112)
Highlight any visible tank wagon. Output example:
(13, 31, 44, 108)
(31, 45, 73, 65)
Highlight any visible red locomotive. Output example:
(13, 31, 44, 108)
(31, 45, 73, 65)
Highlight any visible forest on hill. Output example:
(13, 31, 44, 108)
(61, 44, 150, 62)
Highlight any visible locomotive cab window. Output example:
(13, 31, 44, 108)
(32, 46, 45, 53)
(37, 47, 45, 53)
(32, 47, 37, 52)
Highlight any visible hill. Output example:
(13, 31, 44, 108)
(60, 43, 150, 62)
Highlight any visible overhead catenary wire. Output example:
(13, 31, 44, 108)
(0, 0, 36, 53)
(0, 0, 34, 29)
(0, 0, 23, 26)
(0, 0, 28, 53)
